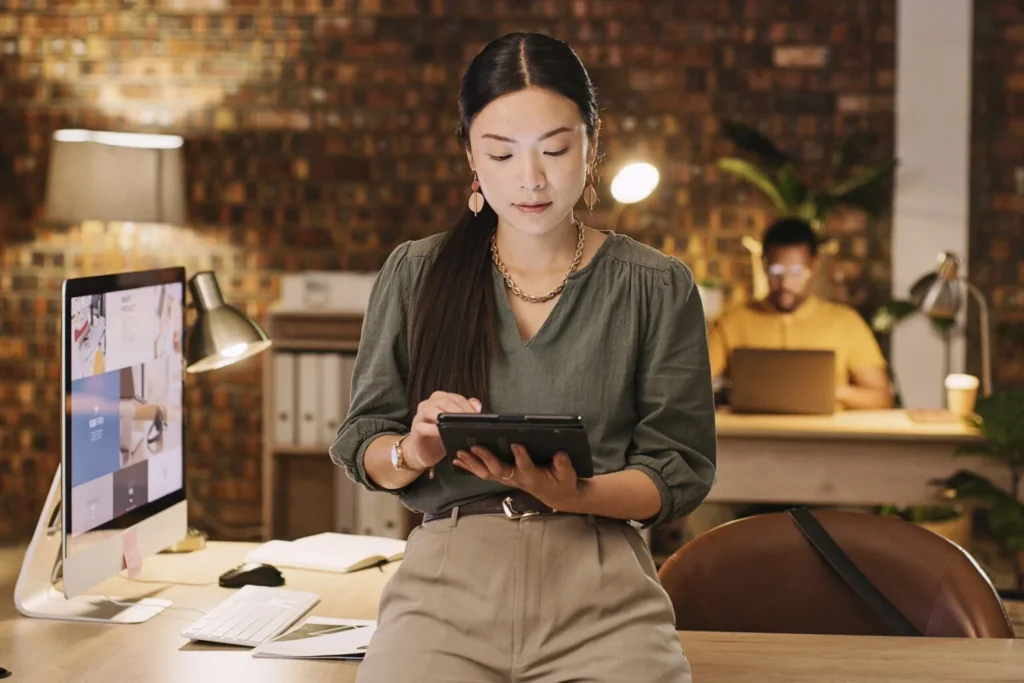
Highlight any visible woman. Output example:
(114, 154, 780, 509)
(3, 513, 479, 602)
(331, 32, 717, 683)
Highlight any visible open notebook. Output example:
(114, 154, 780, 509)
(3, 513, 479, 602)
(251, 617, 376, 660)
(244, 532, 406, 573)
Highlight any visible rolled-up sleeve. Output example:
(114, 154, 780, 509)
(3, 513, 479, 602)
(626, 260, 718, 527)
(328, 242, 416, 493)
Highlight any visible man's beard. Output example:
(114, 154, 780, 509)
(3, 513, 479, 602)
(769, 290, 804, 312)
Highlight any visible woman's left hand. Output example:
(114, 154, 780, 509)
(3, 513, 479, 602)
(454, 444, 580, 511)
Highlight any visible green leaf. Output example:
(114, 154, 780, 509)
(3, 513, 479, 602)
(794, 198, 821, 224)
(969, 389, 1024, 459)
(870, 298, 917, 333)
(987, 502, 1024, 546)
(832, 130, 879, 179)
(938, 470, 1019, 506)
(717, 157, 786, 210)
(835, 186, 890, 218)
(810, 194, 837, 225)
(775, 164, 807, 211)
(829, 159, 898, 203)
(719, 119, 791, 168)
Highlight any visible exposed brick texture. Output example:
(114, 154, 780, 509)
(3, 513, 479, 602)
(0, 0, 897, 543)
(971, 1, 1024, 389)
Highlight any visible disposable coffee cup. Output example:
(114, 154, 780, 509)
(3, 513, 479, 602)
(945, 374, 979, 417)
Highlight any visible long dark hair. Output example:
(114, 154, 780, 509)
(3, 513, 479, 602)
(407, 32, 600, 410)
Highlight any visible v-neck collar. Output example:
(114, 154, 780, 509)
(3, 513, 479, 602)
(492, 231, 618, 347)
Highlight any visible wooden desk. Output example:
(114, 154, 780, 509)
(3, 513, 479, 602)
(705, 409, 1012, 506)
(1, 542, 1022, 682)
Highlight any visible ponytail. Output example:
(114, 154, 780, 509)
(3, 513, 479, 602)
(407, 203, 501, 410)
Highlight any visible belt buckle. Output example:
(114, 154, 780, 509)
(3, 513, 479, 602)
(502, 496, 541, 520)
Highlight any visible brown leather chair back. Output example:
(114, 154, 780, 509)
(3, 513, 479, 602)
(658, 509, 1014, 638)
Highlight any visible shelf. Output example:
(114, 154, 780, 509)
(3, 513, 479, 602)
(264, 308, 410, 541)
(266, 310, 363, 349)
(268, 308, 365, 319)
(273, 445, 332, 457)
(270, 340, 360, 353)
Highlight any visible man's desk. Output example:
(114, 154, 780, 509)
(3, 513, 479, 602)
(1, 542, 1021, 682)
(707, 409, 1012, 506)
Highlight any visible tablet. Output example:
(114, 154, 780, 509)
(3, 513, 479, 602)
(436, 413, 594, 478)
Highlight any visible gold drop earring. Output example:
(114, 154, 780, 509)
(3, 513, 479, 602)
(468, 172, 485, 215)
(583, 173, 597, 212)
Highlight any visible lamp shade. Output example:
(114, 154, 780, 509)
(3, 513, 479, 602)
(909, 251, 964, 319)
(185, 272, 272, 373)
(45, 129, 186, 224)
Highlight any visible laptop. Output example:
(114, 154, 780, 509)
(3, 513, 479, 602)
(728, 348, 836, 415)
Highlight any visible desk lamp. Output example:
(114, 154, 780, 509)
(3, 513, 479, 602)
(606, 161, 660, 231)
(909, 250, 992, 397)
(163, 271, 271, 551)
(186, 271, 272, 373)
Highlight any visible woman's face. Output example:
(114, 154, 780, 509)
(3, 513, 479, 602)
(467, 86, 596, 237)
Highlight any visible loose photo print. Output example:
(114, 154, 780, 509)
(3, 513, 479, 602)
(70, 294, 107, 381)
(104, 281, 184, 372)
(117, 358, 182, 470)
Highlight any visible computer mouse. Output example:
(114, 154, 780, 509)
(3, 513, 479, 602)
(218, 562, 285, 588)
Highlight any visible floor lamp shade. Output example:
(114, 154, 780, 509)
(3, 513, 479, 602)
(44, 130, 186, 225)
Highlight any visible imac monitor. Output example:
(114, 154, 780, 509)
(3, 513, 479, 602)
(15, 266, 187, 623)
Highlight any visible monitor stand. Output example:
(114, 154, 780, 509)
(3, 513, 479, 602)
(14, 465, 171, 624)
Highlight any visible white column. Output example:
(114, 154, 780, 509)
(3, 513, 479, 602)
(891, 0, 973, 408)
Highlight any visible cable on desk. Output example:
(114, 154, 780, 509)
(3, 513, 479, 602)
(116, 572, 218, 587)
(46, 575, 208, 619)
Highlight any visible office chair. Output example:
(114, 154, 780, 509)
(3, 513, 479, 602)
(659, 509, 1015, 638)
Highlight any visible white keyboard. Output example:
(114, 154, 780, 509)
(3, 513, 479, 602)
(181, 585, 320, 647)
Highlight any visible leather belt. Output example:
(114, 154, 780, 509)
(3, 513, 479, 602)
(423, 490, 556, 523)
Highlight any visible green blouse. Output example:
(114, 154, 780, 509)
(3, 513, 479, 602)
(329, 231, 718, 527)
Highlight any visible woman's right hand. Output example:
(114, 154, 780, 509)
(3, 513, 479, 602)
(404, 391, 482, 471)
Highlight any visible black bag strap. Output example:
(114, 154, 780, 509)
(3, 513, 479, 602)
(787, 507, 923, 637)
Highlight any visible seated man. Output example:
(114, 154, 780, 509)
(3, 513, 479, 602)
(708, 217, 892, 411)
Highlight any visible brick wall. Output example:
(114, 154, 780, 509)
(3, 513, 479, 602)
(0, 0, 897, 543)
(971, 1, 1024, 389)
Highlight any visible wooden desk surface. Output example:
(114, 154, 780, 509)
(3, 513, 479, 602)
(716, 408, 982, 442)
(1, 542, 1022, 683)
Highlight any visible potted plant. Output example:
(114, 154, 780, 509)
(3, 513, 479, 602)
(869, 299, 973, 543)
(869, 298, 956, 408)
(935, 388, 1024, 594)
(875, 503, 973, 550)
(715, 120, 897, 299)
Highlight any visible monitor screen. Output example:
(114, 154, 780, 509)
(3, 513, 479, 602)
(63, 268, 186, 554)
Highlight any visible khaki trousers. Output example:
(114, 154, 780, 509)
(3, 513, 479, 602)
(356, 511, 691, 683)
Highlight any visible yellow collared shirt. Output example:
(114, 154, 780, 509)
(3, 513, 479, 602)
(707, 296, 886, 386)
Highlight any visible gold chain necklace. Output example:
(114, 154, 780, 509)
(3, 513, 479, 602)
(490, 220, 586, 304)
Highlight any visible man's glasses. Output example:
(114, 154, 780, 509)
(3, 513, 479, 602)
(766, 263, 810, 279)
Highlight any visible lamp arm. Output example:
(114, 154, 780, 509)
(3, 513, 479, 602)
(964, 279, 993, 397)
